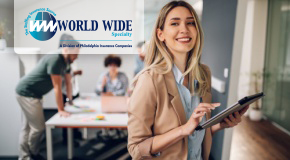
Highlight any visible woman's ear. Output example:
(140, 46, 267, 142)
(157, 29, 165, 42)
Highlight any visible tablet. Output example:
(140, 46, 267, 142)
(195, 92, 265, 130)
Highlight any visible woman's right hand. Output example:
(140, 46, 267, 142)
(181, 103, 220, 136)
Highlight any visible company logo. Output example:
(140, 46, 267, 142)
(24, 8, 57, 41)
(24, 8, 133, 41)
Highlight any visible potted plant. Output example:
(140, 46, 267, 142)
(0, 21, 7, 50)
(249, 71, 263, 121)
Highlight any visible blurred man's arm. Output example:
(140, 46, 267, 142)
(64, 74, 73, 104)
(73, 70, 83, 76)
(51, 74, 70, 117)
(73, 70, 82, 76)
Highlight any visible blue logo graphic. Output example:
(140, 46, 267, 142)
(29, 11, 57, 41)
(24, 8, 57, 41)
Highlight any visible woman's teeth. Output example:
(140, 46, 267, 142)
(176, 38, 191, 42)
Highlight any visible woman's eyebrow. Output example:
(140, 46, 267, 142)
(170, 17, 181, 20)
(170, 17, 195, 20)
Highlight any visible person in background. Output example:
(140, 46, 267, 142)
(128, 41, 147, 97)
(59, 34, 83, 144)
(134, 41, 146, 76)
(96, 54, 129, 96)
(62, 66, 82, 106)
(95, 54, 129, 140)
(59, 34, 82, 103)
(16, 40, 79, 160)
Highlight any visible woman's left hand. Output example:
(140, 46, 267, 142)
(220, 105, 249, 129)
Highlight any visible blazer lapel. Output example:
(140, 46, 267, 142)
(164, 71, 187, 125)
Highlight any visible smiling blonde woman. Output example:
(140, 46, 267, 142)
(127, 1, 248, 160)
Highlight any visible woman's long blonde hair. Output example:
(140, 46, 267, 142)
(133, 0, 210, 97)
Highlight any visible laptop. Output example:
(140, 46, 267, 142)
(101, 96, 128, 113)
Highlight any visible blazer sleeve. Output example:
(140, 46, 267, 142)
(127, 72, 157, 159)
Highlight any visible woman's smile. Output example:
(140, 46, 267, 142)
(176, 36, 192, 43)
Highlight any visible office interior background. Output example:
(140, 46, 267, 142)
(0, 0, 289, 160)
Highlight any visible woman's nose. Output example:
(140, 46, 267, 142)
(179, 23, 189, 34)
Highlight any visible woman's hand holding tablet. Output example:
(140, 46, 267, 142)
(181, 103, 220, 136)
(219, 105, 249, 129)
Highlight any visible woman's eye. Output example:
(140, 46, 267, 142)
(188, 22, 195, 26)
(171, 22, 178, 26)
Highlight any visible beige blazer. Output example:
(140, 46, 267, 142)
(128, 65, 212, 160)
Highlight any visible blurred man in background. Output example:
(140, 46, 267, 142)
(59, 33, 83, 144)
(15, 40, 79, 160)
(134, 41, 146, 76)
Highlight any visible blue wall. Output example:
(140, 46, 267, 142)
(201, 0, 238, 159)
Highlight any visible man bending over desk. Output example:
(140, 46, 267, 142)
(15, 40, 79, 160)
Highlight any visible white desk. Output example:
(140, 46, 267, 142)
(45, 96, 128, 160)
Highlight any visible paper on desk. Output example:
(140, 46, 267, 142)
(72, 114, 106, 122)
(64, 105, 96, 113)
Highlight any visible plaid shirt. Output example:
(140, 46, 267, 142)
(96, 71, 129, 96)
